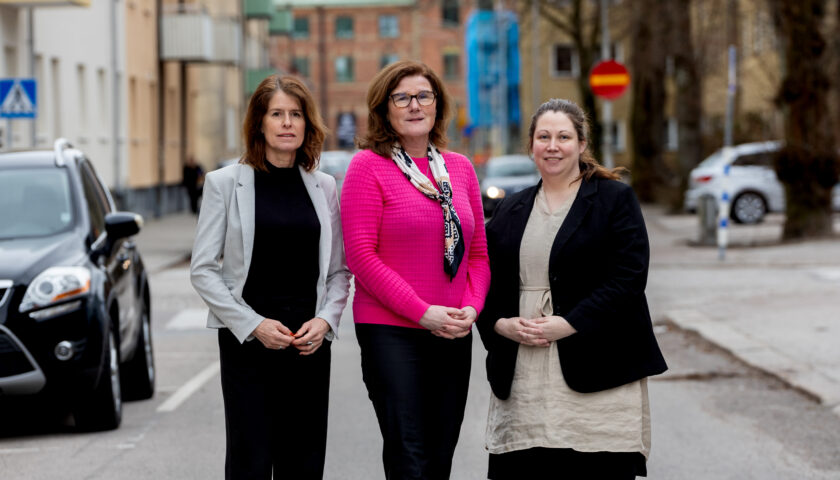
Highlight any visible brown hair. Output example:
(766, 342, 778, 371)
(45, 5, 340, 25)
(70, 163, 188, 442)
(527, 98, 625, 181)
(242, 75, 326, 172)
(358, 60, 452, 158)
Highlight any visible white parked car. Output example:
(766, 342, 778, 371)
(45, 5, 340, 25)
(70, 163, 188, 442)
(684, 141, 840, 224)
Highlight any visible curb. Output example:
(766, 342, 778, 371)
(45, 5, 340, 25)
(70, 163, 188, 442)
(664, 309, 840, 416)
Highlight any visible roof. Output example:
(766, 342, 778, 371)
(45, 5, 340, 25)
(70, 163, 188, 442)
(0, 150, 58, 168)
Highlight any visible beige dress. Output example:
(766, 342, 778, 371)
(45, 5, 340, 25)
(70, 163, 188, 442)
(486, 186, 651, 458)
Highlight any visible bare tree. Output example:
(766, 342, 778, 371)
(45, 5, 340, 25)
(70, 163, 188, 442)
(769, 0, 839, 238)
(535, 0, 604, 162)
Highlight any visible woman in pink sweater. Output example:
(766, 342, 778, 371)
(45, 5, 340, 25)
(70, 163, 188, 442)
(341, 60, 490, 479)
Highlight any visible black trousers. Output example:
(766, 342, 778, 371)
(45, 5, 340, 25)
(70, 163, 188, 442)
(218, 327, 331, 480)
(355, 323, 472, 480)
(488, 447, 646, 479)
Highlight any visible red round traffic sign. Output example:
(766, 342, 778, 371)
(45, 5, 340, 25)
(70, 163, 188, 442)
(589, 60, 630, 100)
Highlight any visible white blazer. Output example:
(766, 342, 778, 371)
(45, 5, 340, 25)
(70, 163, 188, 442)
(190, 162, 351, 343)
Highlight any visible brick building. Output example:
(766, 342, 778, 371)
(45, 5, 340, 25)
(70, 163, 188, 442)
(271, 0, 470, 151)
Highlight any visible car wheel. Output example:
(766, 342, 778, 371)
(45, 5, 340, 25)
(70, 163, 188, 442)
(731, 192, 767, 224)
(122, 305, 155, 400)
(74, 329, 122, 431)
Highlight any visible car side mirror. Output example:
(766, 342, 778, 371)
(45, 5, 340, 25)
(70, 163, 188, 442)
(105, 212, 143, 241)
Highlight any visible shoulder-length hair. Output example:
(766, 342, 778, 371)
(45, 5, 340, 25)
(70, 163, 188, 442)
(358, 60, 452, 158)
(241, 75, 326, 172)
(527, 98, 625, 182)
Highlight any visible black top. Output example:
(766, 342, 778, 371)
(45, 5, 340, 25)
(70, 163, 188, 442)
(477, 177, 667, 398)
(242, 164, 320, 325)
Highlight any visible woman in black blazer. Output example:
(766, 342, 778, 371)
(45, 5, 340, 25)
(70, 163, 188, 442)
(476, 99, 667, 479)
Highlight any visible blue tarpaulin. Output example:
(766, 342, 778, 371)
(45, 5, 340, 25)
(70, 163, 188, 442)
(465, 9, 520, 128)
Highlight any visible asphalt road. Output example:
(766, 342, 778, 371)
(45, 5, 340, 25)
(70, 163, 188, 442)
(1, 264, 839, 479)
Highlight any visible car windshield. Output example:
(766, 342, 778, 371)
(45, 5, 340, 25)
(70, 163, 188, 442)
(0, 168, 74, 240)
(486, 156, 536, 177)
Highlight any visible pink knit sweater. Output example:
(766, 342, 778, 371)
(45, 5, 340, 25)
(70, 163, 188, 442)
(340, 149, 491, 329)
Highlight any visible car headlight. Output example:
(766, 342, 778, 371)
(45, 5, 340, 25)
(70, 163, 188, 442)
(19, 266, 91, 313)
(486, 186, 506, 199)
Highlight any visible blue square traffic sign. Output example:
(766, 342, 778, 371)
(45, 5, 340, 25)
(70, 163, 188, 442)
(0, 78, 38, 119)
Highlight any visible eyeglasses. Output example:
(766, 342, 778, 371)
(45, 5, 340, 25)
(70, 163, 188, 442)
(389, 90, 436, 108)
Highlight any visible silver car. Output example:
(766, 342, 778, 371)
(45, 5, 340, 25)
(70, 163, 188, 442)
(480, 154, 540, 217)
(684, 141, 840, 224)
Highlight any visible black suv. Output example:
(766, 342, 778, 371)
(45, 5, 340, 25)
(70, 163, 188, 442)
(0, 139, 154, 431)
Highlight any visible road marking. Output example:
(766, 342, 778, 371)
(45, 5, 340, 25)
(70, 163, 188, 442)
(0, 447, 42, 454)
(810, 268, 840, 282)
(156, 361, 220, 413)
(166, 308, 209, 330)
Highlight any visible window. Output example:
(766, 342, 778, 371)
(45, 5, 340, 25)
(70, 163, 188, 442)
(442, 0, 459, 26)
(293, 57, 310, 78)
(77, 65, 88, 132)
(3, 46, 16, 77)
(293, 17, 309, 39)
(664, 118, 677, 152)
(80, 162, 108, 239)
(734, 152, 774, 168)
(380, 53, 399, 69)
(443, 53, 460, 80)
(335, 56, 354, 83)
(551, 45, 579, 77)
(97, 68, 107, 134)
(226, 107, 237, 151)
(51, 58, 62, 138)
(335, 16, 353, 39)
(609, 121, 626, 153)
(379, 15, 398, 38)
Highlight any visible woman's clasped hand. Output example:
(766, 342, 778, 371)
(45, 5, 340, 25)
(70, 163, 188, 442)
(493, 315, 577, 346)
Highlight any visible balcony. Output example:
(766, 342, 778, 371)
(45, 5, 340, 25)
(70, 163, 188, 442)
(269, 9, 292, 36)
(246, 68, 277, 96)
(244, 0, 273, 20)
(0, 0, 89, 5)
(213, 18, 242, 65)
(160, 5, 241, 64)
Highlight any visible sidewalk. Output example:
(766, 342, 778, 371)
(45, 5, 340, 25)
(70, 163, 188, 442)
(644, 207, 840, 417)
(133, 207, 840, 417)
(135, 212, 196, 274)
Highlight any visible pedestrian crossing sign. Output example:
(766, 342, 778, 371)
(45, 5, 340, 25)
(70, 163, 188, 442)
(0, 78, 37, 119)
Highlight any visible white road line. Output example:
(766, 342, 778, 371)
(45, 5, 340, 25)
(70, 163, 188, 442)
(156, 361, 220, 413)
(0, 447, 42, 454)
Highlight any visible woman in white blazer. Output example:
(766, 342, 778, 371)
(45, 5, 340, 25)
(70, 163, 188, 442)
(190, 75, 351, 480)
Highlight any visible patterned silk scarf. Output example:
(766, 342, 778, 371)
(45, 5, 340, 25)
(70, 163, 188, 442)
(391, 143, 465, 279)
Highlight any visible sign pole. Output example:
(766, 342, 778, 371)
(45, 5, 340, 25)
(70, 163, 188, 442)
(28, 7, 36, 147)
(600, 0, 614, 169)
(718, 45, 737, 261)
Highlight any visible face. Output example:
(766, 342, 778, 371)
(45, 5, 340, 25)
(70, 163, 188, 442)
(386, 75, 437, 146)
(531, 111, 586, 180)
(261, 90, 305, 157)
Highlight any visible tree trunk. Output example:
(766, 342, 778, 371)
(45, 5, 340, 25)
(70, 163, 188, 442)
(771, 0, 839, 239)
(630, 0, 667, 202)
(671, 0, 704, 212)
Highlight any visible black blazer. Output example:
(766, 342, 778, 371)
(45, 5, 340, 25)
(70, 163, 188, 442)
(476, 176, 667, 399)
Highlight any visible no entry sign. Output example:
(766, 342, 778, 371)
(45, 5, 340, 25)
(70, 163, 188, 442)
(589, 60, 630, 100)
